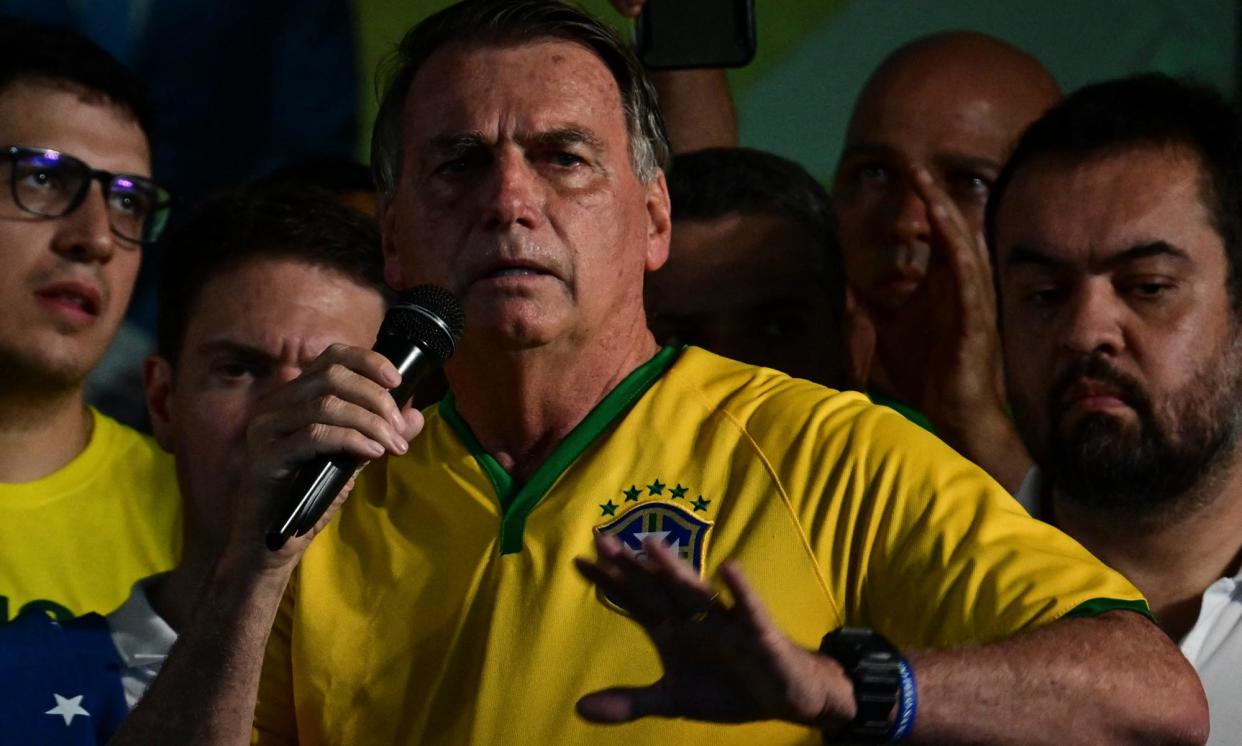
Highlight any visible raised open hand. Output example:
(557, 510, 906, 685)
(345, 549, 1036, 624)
(906, 166, 1032, 490)
(574, 534, 853, 731)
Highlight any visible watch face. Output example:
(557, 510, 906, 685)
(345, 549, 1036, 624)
(819, 628, 902, 739)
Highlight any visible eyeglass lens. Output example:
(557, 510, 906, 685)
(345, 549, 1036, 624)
(4, 148, 169, 242)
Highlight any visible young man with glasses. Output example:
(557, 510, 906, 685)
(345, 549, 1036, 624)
(0, 21, 180, 625)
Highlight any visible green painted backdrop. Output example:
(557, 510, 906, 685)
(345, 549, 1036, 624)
(352, 1, 1237, 182)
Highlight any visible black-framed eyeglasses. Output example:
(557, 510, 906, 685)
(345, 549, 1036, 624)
(0, 145, 173, 244)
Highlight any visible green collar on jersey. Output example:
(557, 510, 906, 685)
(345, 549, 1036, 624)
(439, 345, 682, 555)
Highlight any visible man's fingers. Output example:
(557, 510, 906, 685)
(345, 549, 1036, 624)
(608, 0, 646, 19)
(720, 562, 777, 635)
(305, 343, 401, 388)
(296, 362, 405, 432)
(584, 535, 714, 624)
(912, 167, 973, 243)
(252, 422, 390, 480)
(577, 684, 667, 723)
(297, 343, 405, 427)
(910, 167, 985, 286)
(640, 537, 719, 618)
(254, 392, 407, 456)
(573, 556, 650, 620)
(400, 404, 425, 441)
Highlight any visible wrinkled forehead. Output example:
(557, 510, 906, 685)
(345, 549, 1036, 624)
(185, 259, 384, 361)
(403, 38, 626, 140)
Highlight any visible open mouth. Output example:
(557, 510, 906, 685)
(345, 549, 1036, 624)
(473, 258, 555, 285)
(34, 282, 101, 319)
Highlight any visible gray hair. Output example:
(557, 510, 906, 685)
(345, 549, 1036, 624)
(370, 0, 669, 200)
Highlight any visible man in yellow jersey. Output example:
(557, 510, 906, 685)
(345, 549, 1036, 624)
(113, 2, 1206, 744)
(0, 21, 179, 622)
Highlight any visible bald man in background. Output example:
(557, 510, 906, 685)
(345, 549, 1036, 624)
(832, 32, 1059, 491)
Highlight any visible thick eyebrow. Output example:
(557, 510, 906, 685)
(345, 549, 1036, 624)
(425, 131, 487, 157)
(198, 339, 277, 366)
(425, 128, 604, 154)
(524, 127, 604, 153)
(1004, 241, 1191, 270)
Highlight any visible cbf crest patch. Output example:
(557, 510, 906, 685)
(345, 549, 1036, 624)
(595, 499, 713, 576)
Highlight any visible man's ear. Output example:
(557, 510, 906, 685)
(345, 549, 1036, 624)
(380, 200, 410, 290)
(144, 355, 176, 453)
(643, 170, 672, 273)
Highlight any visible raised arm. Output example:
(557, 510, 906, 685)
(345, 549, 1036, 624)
(576, 535, 1207, 744)
(609, 0, 739, 154)
(110, 344, 422, 746)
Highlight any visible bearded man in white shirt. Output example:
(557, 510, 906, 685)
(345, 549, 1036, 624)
(990, 73, 1242, 744)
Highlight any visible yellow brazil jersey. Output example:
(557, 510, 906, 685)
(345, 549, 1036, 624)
(0, 408, 181, 621)
(254, 347, 1146, 746)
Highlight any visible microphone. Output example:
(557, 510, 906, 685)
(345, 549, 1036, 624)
(266, 285, 464, 551)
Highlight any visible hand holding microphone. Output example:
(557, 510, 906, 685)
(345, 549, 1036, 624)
(234, 286, 463, 558)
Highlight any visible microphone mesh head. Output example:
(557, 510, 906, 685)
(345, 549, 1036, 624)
(378, 285, 464, 361)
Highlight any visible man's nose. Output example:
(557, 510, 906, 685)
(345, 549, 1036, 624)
(50, 182, 116, 263)
(1059, 280, 1125, 357)
(885, 179, 930, 248)
(480, 150, 543, 232)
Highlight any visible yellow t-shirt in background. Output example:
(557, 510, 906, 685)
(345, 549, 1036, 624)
(0, 408, 181, 621)
(255, 347, 1145, 745)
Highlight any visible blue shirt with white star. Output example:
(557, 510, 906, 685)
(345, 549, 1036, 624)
(0, 608, 128, 745)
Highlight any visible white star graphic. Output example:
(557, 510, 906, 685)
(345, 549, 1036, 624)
(630, 531, 682, 559)
(630, 529, 670, 553)
(45, 693, 90, 726)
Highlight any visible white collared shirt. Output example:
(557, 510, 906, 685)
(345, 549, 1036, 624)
(104, 575, 178, 708)
(1015, 467, 1242, 744)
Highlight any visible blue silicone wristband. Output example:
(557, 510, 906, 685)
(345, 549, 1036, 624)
(887, 659, 917, 742)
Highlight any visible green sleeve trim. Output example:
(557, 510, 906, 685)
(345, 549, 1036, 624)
(866, 392, 937, 434)
(1062, 597, 1154, 622)
(440, 345, 682, 555)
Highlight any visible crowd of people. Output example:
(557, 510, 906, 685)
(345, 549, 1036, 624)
(0, 0, 1238, 744)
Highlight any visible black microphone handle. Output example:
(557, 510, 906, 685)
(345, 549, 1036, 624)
(265, 340, 441, 551)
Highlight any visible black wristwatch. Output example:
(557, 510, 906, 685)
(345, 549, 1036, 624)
(819, 626, 903, 742)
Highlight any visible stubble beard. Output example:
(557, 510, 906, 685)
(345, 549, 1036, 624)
(1026, 341, 1242, 523)
(0, 334, 94, 412)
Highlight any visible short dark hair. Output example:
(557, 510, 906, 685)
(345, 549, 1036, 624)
(371, 0, 668, 199)
(986, 73, 1242, 307)
(667, 147, 846, 317)
(0, 17, 154, 142)
(155, 183, 388, 365)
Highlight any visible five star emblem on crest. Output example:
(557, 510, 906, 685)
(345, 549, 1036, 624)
(599, 478, 712, 516)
